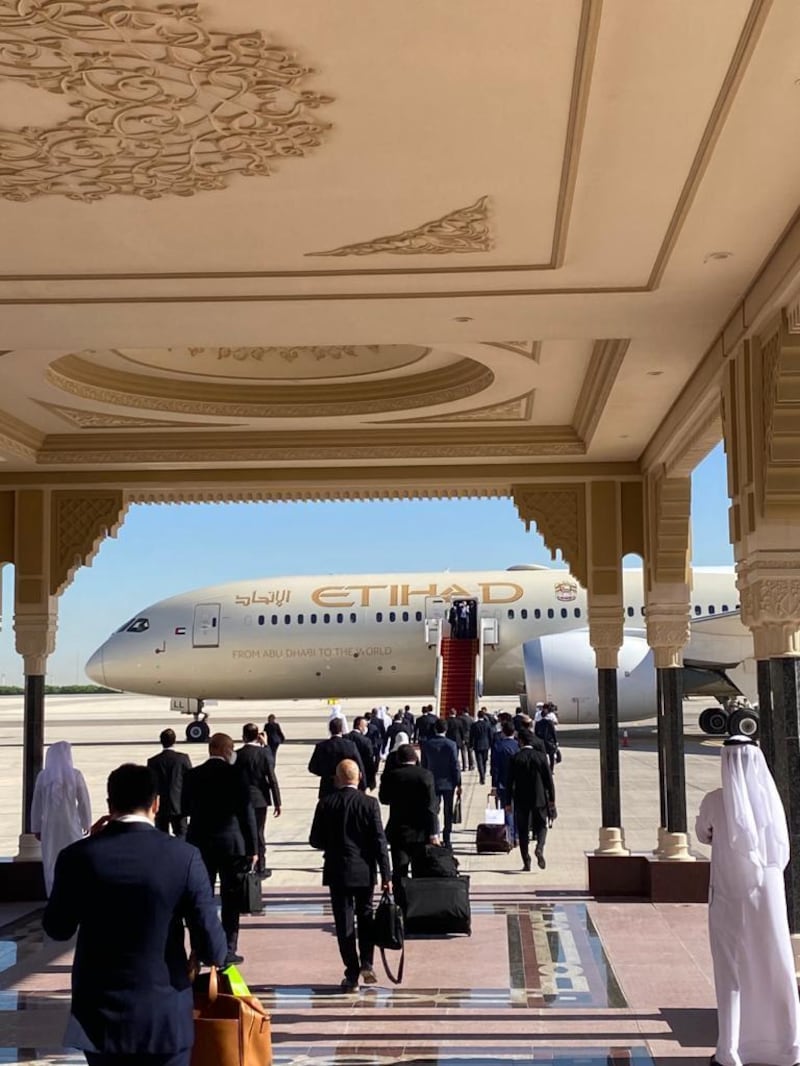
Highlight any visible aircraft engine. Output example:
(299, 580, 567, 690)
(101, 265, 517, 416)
(522, 628, 656, 724)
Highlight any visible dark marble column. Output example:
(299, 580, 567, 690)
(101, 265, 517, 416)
(660, 668, 687, 834)
(655, 671, 668, 829)
(756, 659, 775, 776)
(22, 674, 44, 835)
(769, 657, 800, 933)
(598, 667, 621, 827)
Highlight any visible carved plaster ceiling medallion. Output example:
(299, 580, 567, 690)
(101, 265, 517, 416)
(36, 401, 238, 430)
(308, 196, 492, 257)
(0, 0, 332, 202)
(46, 353, 494, 418)
(379, 391, 535, 425)
(116, 345, 430, 381)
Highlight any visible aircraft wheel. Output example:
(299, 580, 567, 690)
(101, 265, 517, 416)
(186, 720, 210, 743)
(699, 707, 729, 735)
(728, 707, 760, 740)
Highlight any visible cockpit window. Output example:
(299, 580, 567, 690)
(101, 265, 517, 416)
(126, 618, 149, 633)
(116, 617, 137, 633)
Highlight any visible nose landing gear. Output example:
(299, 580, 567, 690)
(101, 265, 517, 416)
(180, 699, 210, 743)
(698, 698, 759, 740)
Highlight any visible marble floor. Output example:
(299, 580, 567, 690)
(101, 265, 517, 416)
(0, 888, 717, 1065)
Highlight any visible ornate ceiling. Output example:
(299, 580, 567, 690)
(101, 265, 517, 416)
(0, 0, 800, 496)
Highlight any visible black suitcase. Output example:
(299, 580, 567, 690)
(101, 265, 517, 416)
(476, 822, 511, 854)
(411, 844, 459, 878)
(239, 869, 263, 914)
(401, 876, 471, 936)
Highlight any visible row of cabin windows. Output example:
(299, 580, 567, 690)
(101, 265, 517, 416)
(256, 602, 740, 627)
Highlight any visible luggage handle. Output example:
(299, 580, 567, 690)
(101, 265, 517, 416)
(207, 965, 218, 1003)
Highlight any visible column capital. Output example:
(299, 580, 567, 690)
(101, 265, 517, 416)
(646, 602, 691, 669)
(588, 602, 623, 669)
(738, 558, 800, 657)
(14, 611, 57, 675)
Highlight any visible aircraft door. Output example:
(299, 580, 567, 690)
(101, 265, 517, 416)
(424, 596, 446, 644)
(192, 602, 221, 648)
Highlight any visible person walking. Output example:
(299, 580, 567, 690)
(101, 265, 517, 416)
(182, 732, 258, 965)
(445, 709, 464, 770)
(43, 762, 227, 1066)
(309, 759, 392, 992)
(264, 713, 285, 761)
(459, 709, 476, 771)
(366, 709, 386, 766)
(414, 704, 438, 743)
(420, 718, 461, 848)
(31, 741, 92, 896)
(308, 717, 365, 797)
(696, 736, 800, 1066)
(348, 717, 377, 790)
(379, 744, 439, 905)
(382, 730, 410, 775)
(508, 729, 554, 872)
(534, 704, 560, 772)
(491, 720, 519, 809)
(236, 723, 282, 880)
(470, 709, 493, 785)
(147, 729, 191, 838)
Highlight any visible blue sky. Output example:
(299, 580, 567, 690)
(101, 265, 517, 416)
(0, 442, 733, 685)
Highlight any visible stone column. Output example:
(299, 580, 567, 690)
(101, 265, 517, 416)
(753, 630, 776, 776)
(591, 614, 627, 855)
(770, 656, 800, 932)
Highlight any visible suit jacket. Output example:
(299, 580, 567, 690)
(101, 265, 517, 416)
(347, 729, 377, 789)
(236, 742, 282, 809)
(308, 736, 365, 797)
(264, 721, 285, 751)
(183, 758, 258, 856)
(379, 763, 439, 846)
(534, 717, 558, 754)
(146, 748, 192, 816)
(509, 745, 555, 813)
(414, 712, 438, 742)
(490, 736, 519, 790)
(309, 787, 391, 889)
(43, 821, 227, 1055)
(421, 735, 461, 791)
(445, 717, 461, 744)
(470, 718, 494, 752)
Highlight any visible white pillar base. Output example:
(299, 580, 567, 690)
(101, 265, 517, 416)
(13, 833, 41, 862)
(658, 831, 695, 862)
(653, 825, 666, 856)
(594, 826, 630, 856)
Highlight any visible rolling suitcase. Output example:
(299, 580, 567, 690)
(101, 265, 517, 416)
(476, 796, 512, 854)
(401, 875, 471, 936)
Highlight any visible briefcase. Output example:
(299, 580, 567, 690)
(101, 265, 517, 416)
(192, 965, 272, 1066)
(240, 869, 263, 915)
(401, 875, 471, 936)
(373, 889, 405, 984)
(476, 822, 511, 854)
(411, 843, 459, 878)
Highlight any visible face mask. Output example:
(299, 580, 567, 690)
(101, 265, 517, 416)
(227, 751, 237, 766)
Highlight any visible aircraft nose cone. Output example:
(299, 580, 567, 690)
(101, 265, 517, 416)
(85, 644, 105, 686)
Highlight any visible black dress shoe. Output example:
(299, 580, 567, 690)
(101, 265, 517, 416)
(259, 868, 273, 880)
(535, 849, 546, 870)
(223, 952, 244, 967)
(522, 857, 531, 871)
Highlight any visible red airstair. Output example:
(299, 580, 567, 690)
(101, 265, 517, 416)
(438, 637, 478, 714)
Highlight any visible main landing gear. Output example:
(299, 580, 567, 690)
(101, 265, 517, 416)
(698, 697, 759, 740)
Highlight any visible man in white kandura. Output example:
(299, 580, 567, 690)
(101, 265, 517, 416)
(31, 741, 92, 896)
(695, 735, 800, 1066)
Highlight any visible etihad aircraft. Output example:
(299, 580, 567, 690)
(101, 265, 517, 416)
(86, 565, 758, 740)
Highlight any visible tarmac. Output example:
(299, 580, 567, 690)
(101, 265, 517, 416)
(0, 693, 725, 1064)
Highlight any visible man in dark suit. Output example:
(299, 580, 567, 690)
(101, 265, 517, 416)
(420, 718, 461, 847)
(470, 709, 494, 785)
(310, 759, 391, 992)
(508, 729, 555, 872)
(491, 719, 520, 809)
(414, 704, 438, 743)
(264, 713, 285, 761)
(308, 717, 365, 797)
(183, 732, 258, 964)
(366, 709, 386, 764)
(348, 717, 377, 790)
(459, 708, 476, 771)
(236, 723, 282, 880)
(43, 763, 227, 1066)
(147, 728, 191, 838)
(379, 744, 439, 904)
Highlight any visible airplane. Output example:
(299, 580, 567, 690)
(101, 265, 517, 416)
(85, 564, 759, 742)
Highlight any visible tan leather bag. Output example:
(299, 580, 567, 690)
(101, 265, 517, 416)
(191, 966, 272, 1066)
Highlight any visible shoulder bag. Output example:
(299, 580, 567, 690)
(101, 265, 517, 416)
(192, 965, 272, 1066)
(372, 889, 405, 984)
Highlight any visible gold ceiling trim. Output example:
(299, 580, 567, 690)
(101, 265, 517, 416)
(482, 341, 541, 362)
(116, 345, 430, 381)
(307, 196, 492, 257)
(376, 390, 536, 425)
(46, 354, 494, 417)
(0, 409, 43, 460)
(647, 0, 771, 288)
(0, 0, 332, 203)
(36, 400, 240, 431)
(572, 339, 631, 446)
(35, 425, 583, 465)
